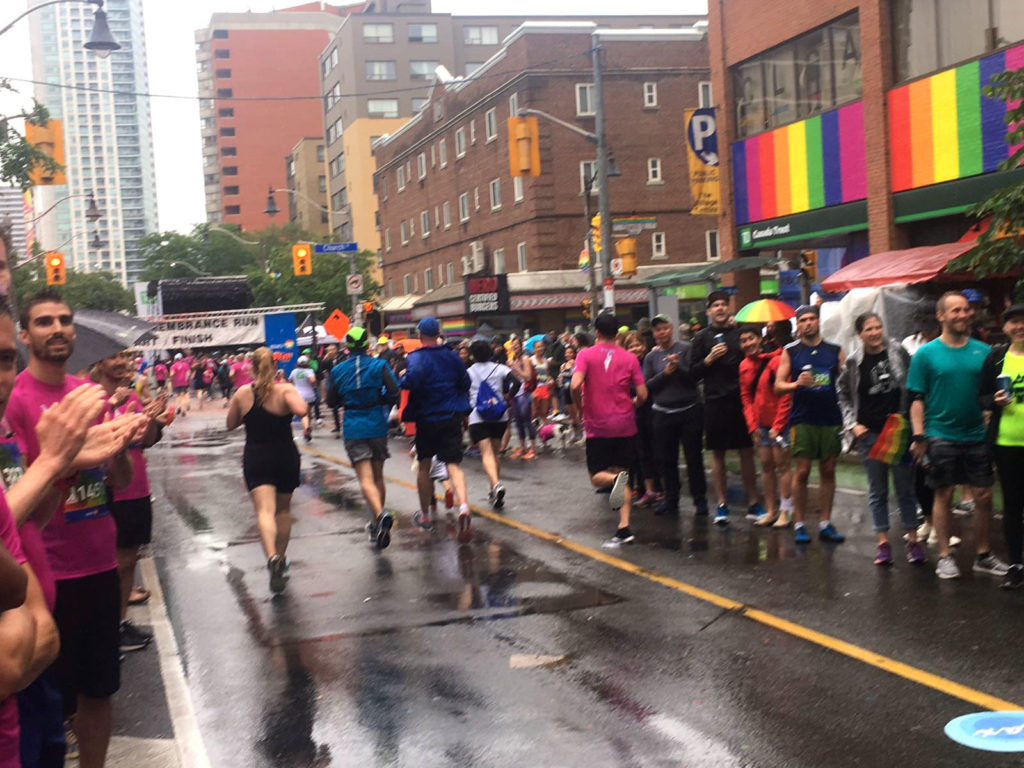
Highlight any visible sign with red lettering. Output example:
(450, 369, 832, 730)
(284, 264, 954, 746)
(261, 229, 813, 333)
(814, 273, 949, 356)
(465, 274, 510, 315)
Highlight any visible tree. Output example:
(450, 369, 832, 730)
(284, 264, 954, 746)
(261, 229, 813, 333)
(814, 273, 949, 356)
(952, 69, 1024, 298)
(0, 80, 62, 190)
(248, 248, 379, 314)
(13, 264, 134, 313)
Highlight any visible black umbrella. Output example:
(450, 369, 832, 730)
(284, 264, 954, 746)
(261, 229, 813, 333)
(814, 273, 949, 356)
(65, 310, 156, 373)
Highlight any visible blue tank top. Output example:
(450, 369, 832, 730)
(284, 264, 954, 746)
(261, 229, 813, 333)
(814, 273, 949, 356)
(786, 340, 843, 426)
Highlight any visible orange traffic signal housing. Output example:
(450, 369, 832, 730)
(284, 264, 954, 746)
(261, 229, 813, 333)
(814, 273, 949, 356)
(292, 243, 312, 276)
(45, 252, 66, 285)
(614, 237, 638, 277)
(507, 116, 541, 177)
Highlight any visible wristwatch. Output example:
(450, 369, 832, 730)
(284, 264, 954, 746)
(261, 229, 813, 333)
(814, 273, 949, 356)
(910, 434, 926, 443)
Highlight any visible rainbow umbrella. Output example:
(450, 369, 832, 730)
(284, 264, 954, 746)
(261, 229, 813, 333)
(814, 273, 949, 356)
(734, 299, 795, 323)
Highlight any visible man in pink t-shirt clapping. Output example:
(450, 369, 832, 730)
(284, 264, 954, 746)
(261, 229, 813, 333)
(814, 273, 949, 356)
(571, 312, 648, 547)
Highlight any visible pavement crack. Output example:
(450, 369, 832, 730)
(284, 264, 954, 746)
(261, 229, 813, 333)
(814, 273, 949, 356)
(697, 606, 740, 632)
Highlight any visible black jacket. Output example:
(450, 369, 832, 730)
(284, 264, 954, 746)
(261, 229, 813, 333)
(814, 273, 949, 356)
(980, 344, 1008, 445)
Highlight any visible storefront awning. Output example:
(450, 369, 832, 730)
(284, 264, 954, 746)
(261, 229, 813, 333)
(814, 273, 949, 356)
(638, 256, 780, 288)
(380, 294, 420, 312)
(820, 242, 976, 292)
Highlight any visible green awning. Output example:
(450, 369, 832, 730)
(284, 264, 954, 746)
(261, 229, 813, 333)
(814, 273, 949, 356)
(638, 256, 780, 288)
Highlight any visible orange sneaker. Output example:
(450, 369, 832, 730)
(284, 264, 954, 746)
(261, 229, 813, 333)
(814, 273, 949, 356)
(508, 448, 524, 459)
(522, 448, 537, 460)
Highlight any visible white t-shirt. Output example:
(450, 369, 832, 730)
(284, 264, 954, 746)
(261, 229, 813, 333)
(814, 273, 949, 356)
(468, 362, 512, 424)
(289, 367, 317, 402)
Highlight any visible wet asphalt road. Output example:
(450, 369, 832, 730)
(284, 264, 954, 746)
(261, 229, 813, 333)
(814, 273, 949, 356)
(145, 410, 1024, 768)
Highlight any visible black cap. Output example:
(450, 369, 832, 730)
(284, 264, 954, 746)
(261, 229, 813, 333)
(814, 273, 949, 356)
(651, 313, 672, 326)
(795, 304, 820, 319)
(1003, 303, 1024, 322)
(707, 290, 729, 307)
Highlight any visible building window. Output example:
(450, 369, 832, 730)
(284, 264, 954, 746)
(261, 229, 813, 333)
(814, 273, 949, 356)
(699, 81, 713, 108)
(330, 156, 343, 178)
(366, 61, 396, 81)
(513, 176, 524, 202)
(384, 228, 391, 251)
(576, 83, 596, 116)
(465, 63, 483, 77)
(417, 153, 427, 179)
(212, 29, 228, 39)
(214, 49, 230, 59)
(455, 128, 466, 157)
(430, 145, 436, 167)
(222, 166, 238, 175)
(643, 82, 658, 108)
(464, 25, 499, 45)
(732, 12, 860, 137)
(221, 146, 236, 157)
(579, 160, 598, 194)
(421, 210, 430, 237)
(396, 165, 406, 191)
(412, 97, 428, 113)
(439, 138, 447, 167)
(517, 242, 527, 272)
(493, 248, 506, 274)
(363, 23, 394, 43)
(219, 127, 235, 136)
(223, 185, 239, 196)
(324, 83, 341, 112)
(215, 69, 231, 78)
(706, 230, 720, 261)
(318, 176, 327, 193)
(442, 200, 451, 228)
(225, 205, 240, 215)
(474, 187, 480, 211)
(485, 108, 498, 141)
(216, 88, 232, 98)
(458, 192, 470, 222)
(489, 178, 501, 210)
(400, 220, 409, 244)
(368, 99, 399, 118)
(403, 273, 411, 294)
(218, 108, 234, 118)
(652, 232, 667, 259)
(408, 23, 437, 43)
(647, 158, 663, 184)
(434, 206, 440, 227)
(332, 190, 344, 211)
(425, 267, 434, 291)
(410, 60, 439, 80)
(378, 174, 386, 199)
(470, 120, 477, 144)
(447, 262, 454, 284)
(316, 145, 325, 162)
(509, 91, 518, 116)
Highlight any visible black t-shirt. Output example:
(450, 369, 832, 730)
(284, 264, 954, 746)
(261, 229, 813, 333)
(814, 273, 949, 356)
(857, 351, 901, 432)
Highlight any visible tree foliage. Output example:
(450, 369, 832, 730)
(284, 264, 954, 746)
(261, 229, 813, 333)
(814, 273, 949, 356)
(952, 69, 1024, 298)
(13, 264, 134, 313)
(0, 80, 62, 190)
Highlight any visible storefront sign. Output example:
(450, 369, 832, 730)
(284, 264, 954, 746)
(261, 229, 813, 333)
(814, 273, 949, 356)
(686, 108, 720, 216)
(465, 274, 510, 314)
(134, 311, 264, 350)
(737, 200, 868, 250)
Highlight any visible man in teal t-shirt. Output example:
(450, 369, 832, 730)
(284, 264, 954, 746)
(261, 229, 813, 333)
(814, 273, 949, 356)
(908, 291, 1007, 581)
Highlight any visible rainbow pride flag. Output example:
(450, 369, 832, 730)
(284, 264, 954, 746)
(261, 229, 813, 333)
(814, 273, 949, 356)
(867, 413, 911, 466)
(889, 43, 1024, 192)
(732, 102, 865, 225)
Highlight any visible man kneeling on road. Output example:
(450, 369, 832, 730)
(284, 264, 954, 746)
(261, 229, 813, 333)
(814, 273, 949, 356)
(330, 326, 400, 550)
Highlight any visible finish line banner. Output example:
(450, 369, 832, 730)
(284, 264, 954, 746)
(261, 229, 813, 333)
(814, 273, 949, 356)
(135, 312, 265, 350)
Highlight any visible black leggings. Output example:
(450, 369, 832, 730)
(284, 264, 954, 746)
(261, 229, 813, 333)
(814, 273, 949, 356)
(995, 445, 1024, 564)
(914, 464, 933, 520)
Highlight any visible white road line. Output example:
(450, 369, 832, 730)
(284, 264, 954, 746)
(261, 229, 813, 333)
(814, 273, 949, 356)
(139, 557, 212, 768)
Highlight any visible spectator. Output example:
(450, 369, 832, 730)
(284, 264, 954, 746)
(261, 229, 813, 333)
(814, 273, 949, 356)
(622, 331, 660, 507)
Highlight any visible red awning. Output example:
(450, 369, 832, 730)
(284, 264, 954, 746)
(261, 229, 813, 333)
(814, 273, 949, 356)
(820, 241, 977, 292)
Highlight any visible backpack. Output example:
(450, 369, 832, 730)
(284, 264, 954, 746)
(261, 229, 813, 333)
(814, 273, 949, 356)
(475, 365, 507, 421)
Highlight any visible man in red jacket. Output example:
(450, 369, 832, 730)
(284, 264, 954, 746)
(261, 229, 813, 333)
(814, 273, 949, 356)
(738, 326, 793, 527)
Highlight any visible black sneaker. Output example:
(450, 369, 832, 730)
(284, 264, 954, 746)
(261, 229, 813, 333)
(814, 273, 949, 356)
(119, 620, 152, 653)
(367, 519, 379, 542)
(1001, 564, 1023, 590)
(603, 527, 635, 547)
(654, 502, 679, 517)
(375, 512, 393, 550)
(268, 555, 287, 594)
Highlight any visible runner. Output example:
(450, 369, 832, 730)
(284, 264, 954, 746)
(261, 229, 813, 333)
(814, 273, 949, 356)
(775, 305, 846, 545)
(467, 340, 519, 509)
(691, 291, 764, 526)
(401, 317, 473, 541)
(571, 312, 648, 547)
(507, 337, 537, 460)
(289, 355, 318, 443)
(169, 353, 191, 418)
(226, 347, 308, 594)
(329, 327, 399, 550)
(837, 313, 924, 565)
(152, 357, 168, 395)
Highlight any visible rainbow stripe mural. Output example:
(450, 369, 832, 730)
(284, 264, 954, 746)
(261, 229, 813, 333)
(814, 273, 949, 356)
(889, 43, 1024, 192)
(732, 102, 866, 225)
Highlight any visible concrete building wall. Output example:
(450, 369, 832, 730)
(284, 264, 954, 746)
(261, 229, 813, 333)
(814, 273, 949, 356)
(286, 138, 330, 237)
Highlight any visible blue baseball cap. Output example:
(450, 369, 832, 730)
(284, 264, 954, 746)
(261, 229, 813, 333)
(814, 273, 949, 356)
(417, 316, 440, 336)
(962, 288, 983, 304)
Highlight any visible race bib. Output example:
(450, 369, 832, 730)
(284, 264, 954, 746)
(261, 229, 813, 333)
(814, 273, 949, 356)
(0, 439, 25, 492)
(64, 468, 110, 523)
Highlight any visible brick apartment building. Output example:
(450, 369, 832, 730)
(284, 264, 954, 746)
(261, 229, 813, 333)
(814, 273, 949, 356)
(372, 21, 713, 337)
(195, 3, 352, 232)
(708, 0, 1024, 302)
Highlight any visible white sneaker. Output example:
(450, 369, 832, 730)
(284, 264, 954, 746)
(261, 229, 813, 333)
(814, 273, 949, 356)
(916, 520, 933, 540)
(609, 471, 629, 511)
(935, 555, 961, 579)
(974, 552, 1011, 576)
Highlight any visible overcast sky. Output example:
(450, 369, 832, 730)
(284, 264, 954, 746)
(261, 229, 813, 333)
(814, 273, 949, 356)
(0, 0, 706, 234)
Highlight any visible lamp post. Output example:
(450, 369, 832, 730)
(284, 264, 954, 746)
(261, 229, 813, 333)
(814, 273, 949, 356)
(1, 0, 120, 55)
(591, 34, 615, 314)
(27, 191, 102, 226)
(583, 158, 620, 319)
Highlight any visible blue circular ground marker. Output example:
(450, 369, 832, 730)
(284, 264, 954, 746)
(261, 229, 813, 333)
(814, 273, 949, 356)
(946, 712, 1024, 752)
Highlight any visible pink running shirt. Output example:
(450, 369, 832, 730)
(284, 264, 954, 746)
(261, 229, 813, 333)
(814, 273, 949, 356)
(573, 342, 644, 438)
(169, 361, 190, 388)
(113, 393, 150, 502)
(231, 360, 252, 387)
(0, 491, 25, 768)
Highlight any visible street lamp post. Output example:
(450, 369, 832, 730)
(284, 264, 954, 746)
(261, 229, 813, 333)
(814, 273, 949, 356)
(0, 0, 120, 55)
(591, 35, 615, 314)
(27, 191, 102, 226)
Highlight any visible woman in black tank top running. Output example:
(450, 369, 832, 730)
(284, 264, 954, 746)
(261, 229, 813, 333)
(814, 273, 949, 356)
(227, 347, 308, 594)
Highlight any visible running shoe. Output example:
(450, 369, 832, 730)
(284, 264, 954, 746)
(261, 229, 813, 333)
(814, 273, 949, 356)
(694, 498, 709, 517)
(916, 520, 933, 541)
(873, 542, 893, 566)
(522, 448, 537, 460)
(119, 620, 152, 653)
(64, 721, 79, 761)
(366, 519, 378, 542)
(413, 509, 433, 531)
(634, 491, 655, 507)
(609, 471, 629, 511)
(953, 499, 975, 517)
(746, 502, 766, 521)
(974, 552, 1011, 576)
(906, 540, 927, 565)
(602, 527, 635, 548)
(654, 502, 679, 517)
(267, 555, 287, 594)
(508, 447, 524, 460)
(793, 525, 812, 544)
(1000, 564, 1023, 590)
(713, 504, 729, 527)
(818, 523, 845, 542)
(492, 483, 506, 509)
(935, 555, 961, 579)
(754, 511, 779, 527)
(375, 512, 393, 550)
(456, 510, 473, 543)
(444, 489, 455, 509)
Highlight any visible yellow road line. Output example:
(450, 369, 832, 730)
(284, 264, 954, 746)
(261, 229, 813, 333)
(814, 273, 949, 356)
(302, 444, 1022, 712)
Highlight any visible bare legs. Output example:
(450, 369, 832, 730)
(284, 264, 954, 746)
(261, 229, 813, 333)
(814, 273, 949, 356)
(75, 695, 112, 768)
(251, 486, 293, 559)
(354, 460, 387, 522)
(590, 467, 632, 530)
(711, 447, 760, 507)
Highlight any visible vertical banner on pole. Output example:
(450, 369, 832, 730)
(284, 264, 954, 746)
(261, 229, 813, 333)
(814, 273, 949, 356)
(264, 312, 298, 377)
(685, 108, 720, 216)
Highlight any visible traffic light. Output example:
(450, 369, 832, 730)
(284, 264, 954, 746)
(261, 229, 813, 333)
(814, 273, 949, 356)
(507, 116, 541, 177)
(590, 214, 602, 254)
(614, 237, 638, 277)
(800, 250, 817, 282)
(582, 297, 592, 319)
(292, 243, 312, 276)
(45, 252, 66, 285)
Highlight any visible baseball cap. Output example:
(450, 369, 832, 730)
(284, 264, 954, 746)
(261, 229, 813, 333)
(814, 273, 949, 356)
(174, 353, 182, 360)
(417, 317, 440, 336)
(962, 288, 983, 304)
(346, 326, 369, 350)
(297, 355, 309, 365)
(651, 313, 672, 326)
(707, 290, 730, 307)
(1003, 303, 1024, 322)
(795, 304, 819, 319)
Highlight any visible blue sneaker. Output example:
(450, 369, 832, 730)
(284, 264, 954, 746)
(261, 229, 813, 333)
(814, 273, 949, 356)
(713, 504, 729, 526)
(794, 525, 812, 544)
(746, 502, 766, 521)
(694, 498, 709, 516)
(819, 522, 845, 543)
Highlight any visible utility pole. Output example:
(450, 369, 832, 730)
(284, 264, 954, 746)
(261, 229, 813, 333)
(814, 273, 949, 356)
(592, 34, 614, 314)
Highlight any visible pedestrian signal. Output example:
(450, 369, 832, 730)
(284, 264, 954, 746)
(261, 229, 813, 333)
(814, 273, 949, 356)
(46, 252, 66, 285)
(292, 243, 312, 276)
